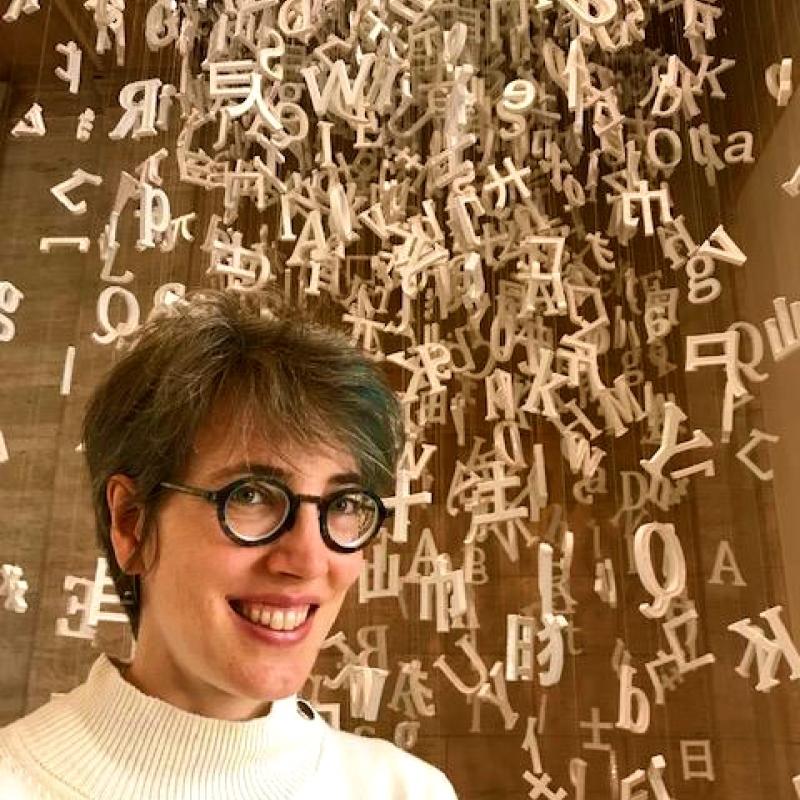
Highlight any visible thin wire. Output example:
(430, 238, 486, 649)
(32, 0, 55, 102)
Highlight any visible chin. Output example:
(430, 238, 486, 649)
(238, 663, 309, 696)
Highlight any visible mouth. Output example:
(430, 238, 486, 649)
(228, 598, 319, 634)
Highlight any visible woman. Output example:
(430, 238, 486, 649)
(0, 289, 458, 799)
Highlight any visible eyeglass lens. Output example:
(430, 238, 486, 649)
(224, 478, 379, 547)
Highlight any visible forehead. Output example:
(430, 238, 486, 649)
(184, 410, 359, 482)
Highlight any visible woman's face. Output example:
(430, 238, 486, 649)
(109, 414, 366, 721)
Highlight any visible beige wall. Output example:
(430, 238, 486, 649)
(732, 89, 800, 642)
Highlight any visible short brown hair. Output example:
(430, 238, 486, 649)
(81, 288, 403, 638)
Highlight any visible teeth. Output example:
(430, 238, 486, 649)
(238, 602, 311, 631)
(265, 609, 285, 629)
(259, 607, 274, 627)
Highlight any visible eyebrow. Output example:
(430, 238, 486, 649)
(207, 463, 364, 487)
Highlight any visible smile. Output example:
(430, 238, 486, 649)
(230, 600, 318, 634)
(232, 600, 314, 630)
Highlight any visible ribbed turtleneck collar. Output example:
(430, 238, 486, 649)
(5, 652, 325, 800)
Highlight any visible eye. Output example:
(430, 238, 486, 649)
(330, 495, 360, 514)
(232, 485, 263, 504)
(228, 480, 284, 507)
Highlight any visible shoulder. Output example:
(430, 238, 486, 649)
(0, 698, 80, 800)
(0, 733, 48, 799)
(317, 725, 458, 799)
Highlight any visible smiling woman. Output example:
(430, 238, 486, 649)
(0, 288, 459, 800)
(84, 288, 404, 640)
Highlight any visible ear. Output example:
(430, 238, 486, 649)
(106, 474, 146, 574)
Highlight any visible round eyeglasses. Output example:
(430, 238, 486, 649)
(158, 476, 388, 553)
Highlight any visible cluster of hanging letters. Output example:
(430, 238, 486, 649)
(2, 0, 800, 797)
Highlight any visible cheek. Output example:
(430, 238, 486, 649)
(332, 552, 364, 593)
(149, 504, 230, 589)
(314, 554, 363, 621)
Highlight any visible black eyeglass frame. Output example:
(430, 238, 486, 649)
(158, 476, 389, 554)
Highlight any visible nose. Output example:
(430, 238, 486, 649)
(264, 500, 329, 575)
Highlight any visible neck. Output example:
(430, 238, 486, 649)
(4, 653, 323, 800)
(121, 653, 273, 721)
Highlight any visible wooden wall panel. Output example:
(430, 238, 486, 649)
(0, 4, 799, 800)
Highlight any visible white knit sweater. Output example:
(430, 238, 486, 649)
(0, 653, 458, 799)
